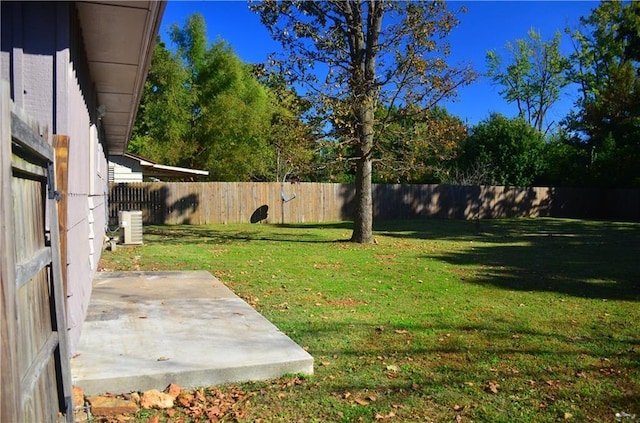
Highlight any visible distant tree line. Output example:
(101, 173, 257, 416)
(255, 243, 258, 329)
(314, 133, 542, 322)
(130, 1, 639, 242)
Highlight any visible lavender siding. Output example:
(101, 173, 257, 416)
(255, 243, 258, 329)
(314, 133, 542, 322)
(1, 2, 108, 354)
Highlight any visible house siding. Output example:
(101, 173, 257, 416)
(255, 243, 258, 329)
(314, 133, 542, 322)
(109, 155, 144, 183)
(1, 1, 108, 354)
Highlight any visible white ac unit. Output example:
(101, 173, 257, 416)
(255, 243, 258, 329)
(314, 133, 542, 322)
(119, 211, 143, 245)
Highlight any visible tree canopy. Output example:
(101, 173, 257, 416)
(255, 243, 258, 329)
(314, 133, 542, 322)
(251, 0, 476, 242)
(486, 29, 571, 134)
(455, 114, 545, 187)
(565, 1, 640, 186)
(131, 13, 315, 182)
(374, 105, 467, 184)
(131, 1, 640, 195)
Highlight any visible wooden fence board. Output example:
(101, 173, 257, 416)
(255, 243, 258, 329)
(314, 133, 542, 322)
(1, 80, 21, 423)
(53, 135, 70, 295)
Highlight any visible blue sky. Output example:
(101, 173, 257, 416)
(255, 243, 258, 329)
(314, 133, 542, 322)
(161, 1, 599, 127)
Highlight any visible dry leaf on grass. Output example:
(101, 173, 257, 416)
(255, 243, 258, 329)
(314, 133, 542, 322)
(485, 381, 499, 394)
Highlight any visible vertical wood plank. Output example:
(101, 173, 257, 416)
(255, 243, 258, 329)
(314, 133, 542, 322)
(47, 164, 74, 422)
(53, 135, 69, 298)
(1, 77, 22, 423)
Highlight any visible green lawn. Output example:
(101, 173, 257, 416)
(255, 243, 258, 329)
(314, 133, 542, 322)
(98, 218, 639, 422)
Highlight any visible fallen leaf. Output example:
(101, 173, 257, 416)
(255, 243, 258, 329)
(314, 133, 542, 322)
(206, 405, 221, 418)
(485, 381, 499, 394)
(354, 398, 369, 406)
(147, 416, 160, 423)
(343, 392, 351, 399)
(164, 383, 182, 399)
(177, 393, 194, 407)
(546, 380, 560, 388)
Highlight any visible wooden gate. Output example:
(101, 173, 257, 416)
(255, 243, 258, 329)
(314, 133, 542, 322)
(1, 82, 74, 421)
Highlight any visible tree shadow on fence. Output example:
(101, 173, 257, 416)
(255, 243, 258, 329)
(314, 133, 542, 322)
(250, 205, 269, 223)
(109, 183, 201, 225)
(370, 184, 556, 221)
(339, 183, 355, 221)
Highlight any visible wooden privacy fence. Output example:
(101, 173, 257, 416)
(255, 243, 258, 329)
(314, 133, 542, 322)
(1, 82, 73, 422)
(109, 182, 640, 225)
(109, 182, 354, 225)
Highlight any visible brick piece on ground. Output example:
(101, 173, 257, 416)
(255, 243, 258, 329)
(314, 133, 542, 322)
(73, 385, 85, 408)
(88, 395, 139, 416)
(140, 389, 175, 409)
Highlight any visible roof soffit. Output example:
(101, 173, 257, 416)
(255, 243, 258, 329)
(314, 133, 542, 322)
(75, 1, 165, 155)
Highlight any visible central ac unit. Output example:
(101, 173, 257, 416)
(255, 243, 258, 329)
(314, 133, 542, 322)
(119, 210, 143, 245)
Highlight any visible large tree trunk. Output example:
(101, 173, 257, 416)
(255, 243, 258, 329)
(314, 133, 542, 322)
(351, 155, 373, 243)
(350, 104, 374, 244)
(344, 0, 382, 244)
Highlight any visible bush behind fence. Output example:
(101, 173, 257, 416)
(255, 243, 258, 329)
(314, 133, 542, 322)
(108, 182, 640, 225)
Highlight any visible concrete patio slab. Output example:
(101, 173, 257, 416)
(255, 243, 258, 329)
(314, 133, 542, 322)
(71, 271, 313, 396)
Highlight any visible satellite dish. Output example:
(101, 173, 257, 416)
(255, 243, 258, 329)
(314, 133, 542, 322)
(281, 191, 297, 203)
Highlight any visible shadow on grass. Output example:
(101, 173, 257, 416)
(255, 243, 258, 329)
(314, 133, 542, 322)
(420, 219, 640, 301)
(371, 218, 639, 301)
(287, 320, 639, 420)
(143, 218, 639, 300)
(143, 225, 351, 245)
(288, 320, 640, 360)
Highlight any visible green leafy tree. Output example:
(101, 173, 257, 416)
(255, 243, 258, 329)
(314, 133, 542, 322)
(131, 14, 275, 181)
(537, 132, 590, 187)
(254, 68, 318, 182)
(486, 29, 571, 134)
(456, 114, 545, 187)
(566, 1, 640, 186)
(374, 106, 467, 184)
(129, 37, 193, 165)
(196, 40, 274, 180)
(251, 0, 476, 243)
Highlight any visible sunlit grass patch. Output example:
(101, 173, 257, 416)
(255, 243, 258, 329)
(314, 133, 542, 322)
(98, 218, 640, 422)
